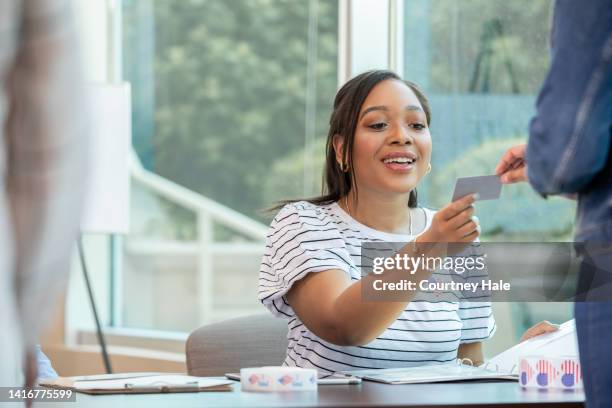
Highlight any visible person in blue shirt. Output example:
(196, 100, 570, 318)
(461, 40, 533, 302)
(496, 1, 611, 406)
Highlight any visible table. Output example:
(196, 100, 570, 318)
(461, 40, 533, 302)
(42, 380, 584, 408)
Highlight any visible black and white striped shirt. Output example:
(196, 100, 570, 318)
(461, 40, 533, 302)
(258, 200, 496, 375)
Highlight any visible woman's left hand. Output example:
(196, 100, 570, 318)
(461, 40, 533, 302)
(519, 320, 559, 342)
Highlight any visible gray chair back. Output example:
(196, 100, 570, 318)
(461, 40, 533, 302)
(186, 314, 288, 376)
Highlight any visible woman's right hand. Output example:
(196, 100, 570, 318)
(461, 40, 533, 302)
(415, 194, 480, 255)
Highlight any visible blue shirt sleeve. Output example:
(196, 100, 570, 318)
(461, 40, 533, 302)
(526, 0, 612, 196)
(36, 345, 58, 379)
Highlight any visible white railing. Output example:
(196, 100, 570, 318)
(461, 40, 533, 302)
(128, 151, 268, 326)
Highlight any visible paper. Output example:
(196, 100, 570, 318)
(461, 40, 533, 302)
(488, 319, 578, 374)
(452, 175, 502, 201)
(70, 372, 165, 381)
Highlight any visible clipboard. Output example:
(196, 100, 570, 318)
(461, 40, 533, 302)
(40, 374, 233, 394)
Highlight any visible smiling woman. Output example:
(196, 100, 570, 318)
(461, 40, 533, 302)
(335, 78, 432, 212)
(269, 70, 431, 213)
(259, 70, 557, 376)
(259, 70, 494, 374)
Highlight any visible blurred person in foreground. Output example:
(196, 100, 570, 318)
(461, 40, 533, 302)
(0, 0, 88, 390)
(495, 1, 611, 407)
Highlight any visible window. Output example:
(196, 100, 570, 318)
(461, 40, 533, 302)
(401, 0, 573, 343)
(107, 0, 572, 343)
(120, 0, 339, 331)
(402, 0, 575, 240)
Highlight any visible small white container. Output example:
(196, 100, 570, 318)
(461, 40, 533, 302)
(240, 366, 318, 392)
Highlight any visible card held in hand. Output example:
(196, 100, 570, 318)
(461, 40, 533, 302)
(452, 175, 502, 201)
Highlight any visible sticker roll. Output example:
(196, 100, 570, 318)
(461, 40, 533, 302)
(240, 366, 318, 392)
(519, 356, 582, 390)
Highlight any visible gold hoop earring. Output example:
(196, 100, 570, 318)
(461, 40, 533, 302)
(426, 163, 432, 174)
(339, 161, 349, 172)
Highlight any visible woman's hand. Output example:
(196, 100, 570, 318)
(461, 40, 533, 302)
(418, 193, 480, 244)
(415, 194, 479, 258)
(519, 320, 559, 342)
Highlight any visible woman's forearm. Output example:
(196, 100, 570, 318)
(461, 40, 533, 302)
(330, 242, 435, 346)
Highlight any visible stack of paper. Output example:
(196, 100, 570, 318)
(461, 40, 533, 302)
(488, 319, 578, 374)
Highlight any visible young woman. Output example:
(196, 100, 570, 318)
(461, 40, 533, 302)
(258, 70, 556, 375)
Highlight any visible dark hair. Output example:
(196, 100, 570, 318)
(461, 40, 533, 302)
(267, 69, 431, 213)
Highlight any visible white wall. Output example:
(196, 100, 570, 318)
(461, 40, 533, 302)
(65, 0, 113, 343)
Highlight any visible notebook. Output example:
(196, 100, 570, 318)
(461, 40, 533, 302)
(341, 319, 577, 384)
(40, 373, 234, 394)
(341, 360, 516, 385)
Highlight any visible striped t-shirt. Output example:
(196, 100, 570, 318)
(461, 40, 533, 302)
(258, 200, 496, 375)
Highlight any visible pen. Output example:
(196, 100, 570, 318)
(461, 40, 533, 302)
(317, 378, 361, 385)
(124, 381, 200, 391)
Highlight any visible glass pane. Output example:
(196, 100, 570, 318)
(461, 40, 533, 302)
(130, 181, 197, 241)
(403, 0, 574, 352)
(403, 0, 575, 240)
(121, 0, 338, 331)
